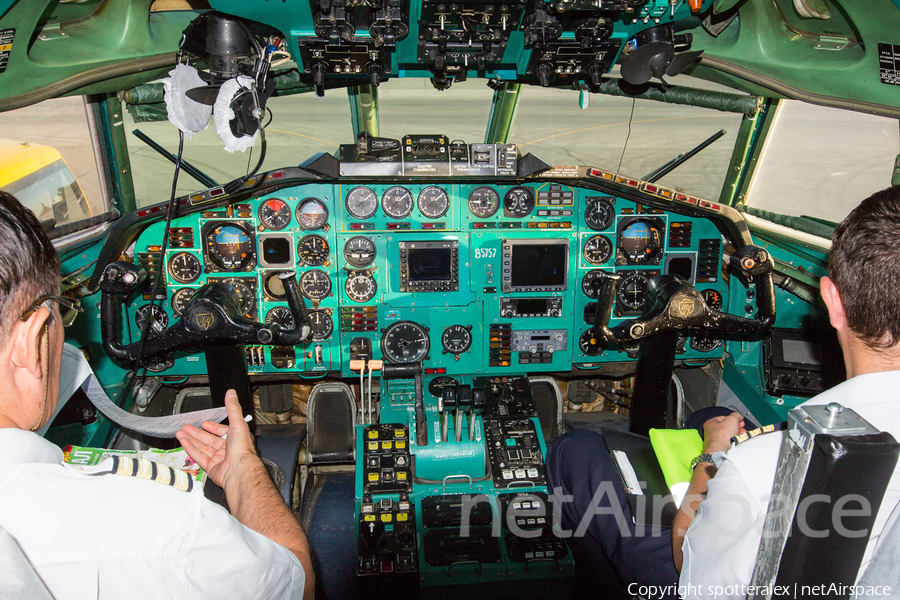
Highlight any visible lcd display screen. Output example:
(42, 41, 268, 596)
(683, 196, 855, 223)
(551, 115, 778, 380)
(517, 299, 548, 314)
(408, 248, 452, 281)
(261, 237, 292, 266)
(510, 243, 567, 288)
(782, 339, 823, 366)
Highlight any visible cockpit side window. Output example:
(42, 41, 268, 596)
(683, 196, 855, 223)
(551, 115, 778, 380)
(0, 97, 107, 232)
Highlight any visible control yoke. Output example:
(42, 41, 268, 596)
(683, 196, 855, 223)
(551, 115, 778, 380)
(100, 261, 312, 365)
(593, 245, 776, 343)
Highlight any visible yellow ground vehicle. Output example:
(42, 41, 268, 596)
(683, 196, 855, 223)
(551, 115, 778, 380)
(0, 138, 91, 226)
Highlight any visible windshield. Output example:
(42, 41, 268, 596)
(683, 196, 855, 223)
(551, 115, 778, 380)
(123, 74, 743, 207)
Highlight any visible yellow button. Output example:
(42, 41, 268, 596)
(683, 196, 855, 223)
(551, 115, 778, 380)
(397, 513, 408, 521)
(397, 472, 407, 481)
(364, 515, 376, 522)
(395, 441, 407, 449)
(380, 513, 393, 523)
(382, 441, 392, 450)
(368, 442, 378, 451)
(368, 431, 378, 439)
(368, 473, 379, 482)
(394, 429, 405, 438)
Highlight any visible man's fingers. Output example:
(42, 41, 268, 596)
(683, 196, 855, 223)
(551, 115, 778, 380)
(185, 424, 226, 450)
(200, 420, 229, 437)
(176, 433, 213, 471)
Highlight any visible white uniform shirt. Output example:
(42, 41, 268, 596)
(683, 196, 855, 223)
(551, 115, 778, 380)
(679, 370, 900, 600)
(0, 428, 306, 600)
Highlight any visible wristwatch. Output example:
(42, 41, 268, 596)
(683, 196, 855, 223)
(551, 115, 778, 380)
(690, 453, 715, 470)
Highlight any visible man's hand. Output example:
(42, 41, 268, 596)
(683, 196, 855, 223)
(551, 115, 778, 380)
(702, 412, 746, 455)
(175, 389, 256, 491)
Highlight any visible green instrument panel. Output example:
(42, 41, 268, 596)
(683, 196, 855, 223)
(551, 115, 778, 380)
(127, 180, 728, 377)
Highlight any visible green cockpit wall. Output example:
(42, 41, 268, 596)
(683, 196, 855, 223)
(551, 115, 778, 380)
(0, 0, 899, 118)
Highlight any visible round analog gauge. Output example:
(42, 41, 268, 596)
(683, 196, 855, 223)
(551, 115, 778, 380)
(265, 306, 295, 329)
(468, 186, 500, 218)
(702, 289, 723, 311)
(691, 334, 722, 353)
(345, 271, 377, 303)
(503, 186, 535, 218)
(583, 235, 613, 265)
(263, 271, 288, 300)
(584, 197, 615, 231)
(206, 223, 254, 271)
(297, 234, 330, 266)
(168, 252, 202, 284)
(382, 186, 414, 219)
(579, 329, 608, 356)
(343, 236, 376, 268)
(171, 288, 195, 316)
(616, 272, 650, 313)
(382, 321, 430, 364)
(618, 219, 663, 264)
(581, 269, 611, 300)
(345, 186, 378, 220)
(300, 269, 332, 301)
(142, 353, 175, 373)
(258, 198, 292, 230)
(441, 324, 472, 355)
(418, 186, 450, 219)
(428, 375, 459, 397)
(225, 280, 256, 316)
(135, 304, 169, 337)
(296, 198, 329, 230)
(308, 309, 334, 340)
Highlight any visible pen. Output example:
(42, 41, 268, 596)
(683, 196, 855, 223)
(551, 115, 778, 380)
(221, 414, 253, 440)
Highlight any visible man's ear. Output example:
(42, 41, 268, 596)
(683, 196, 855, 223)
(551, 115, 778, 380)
(10, 307, 51, 377)
(820, 276, 847, 333)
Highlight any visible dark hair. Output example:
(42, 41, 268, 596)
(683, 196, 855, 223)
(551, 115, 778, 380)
(0, 190, 61, 343)
(830, 185, 900, 349)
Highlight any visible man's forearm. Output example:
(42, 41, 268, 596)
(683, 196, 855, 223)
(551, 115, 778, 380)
(225, 455, 315, 599)
(672, 462, 717, 572)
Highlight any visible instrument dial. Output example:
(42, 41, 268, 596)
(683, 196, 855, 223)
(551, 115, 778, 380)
(171, 288, 195, 316)
(584, 197, 615, 231)
(265, 306, 295, 329)
(227, 280, 256, 316)
(581, 269, 611, 300)
(345, 271, 377, 303)
(205, 222, 255, 271)
(691, 335, 722, 353)
(618, 218, 663, 264)
(345, 186, 378, 220)
(300, 269, 332, 301)
(297, 234, 330, 266)
(616, 272, 650, 313)
(702, 289, 723, 311)
(381, 186, 414, 219)
(382, 321, 430, 364)
(418, 186, 450, 219)
(296, 198, 329, 230)
(441, 324, 473, 355)
(428, 375, 459, 397)
(258, 198, 292, 231)
(343, 236, 376, 268)
(135, 304, 169, 337)
(309, 309, 334, 340)
(263, 271, 288, 300)
(168, 252, 202, 284)
(583, 235, 613, 265)
(503, 186, 535, 218)
(579, 329, 607, 356)
(468, 186, 500, 218)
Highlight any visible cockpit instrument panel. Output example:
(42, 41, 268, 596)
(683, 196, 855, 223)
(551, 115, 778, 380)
(126, 172, 729, 378)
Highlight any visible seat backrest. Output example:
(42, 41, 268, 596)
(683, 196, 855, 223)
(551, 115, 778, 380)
(306, 381, 357, 465)
(749, 404, 899, 599)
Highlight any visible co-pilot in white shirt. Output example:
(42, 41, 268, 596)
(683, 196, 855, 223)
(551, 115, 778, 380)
(0, 428, 305, 600)
(679, 371, 900, 600)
